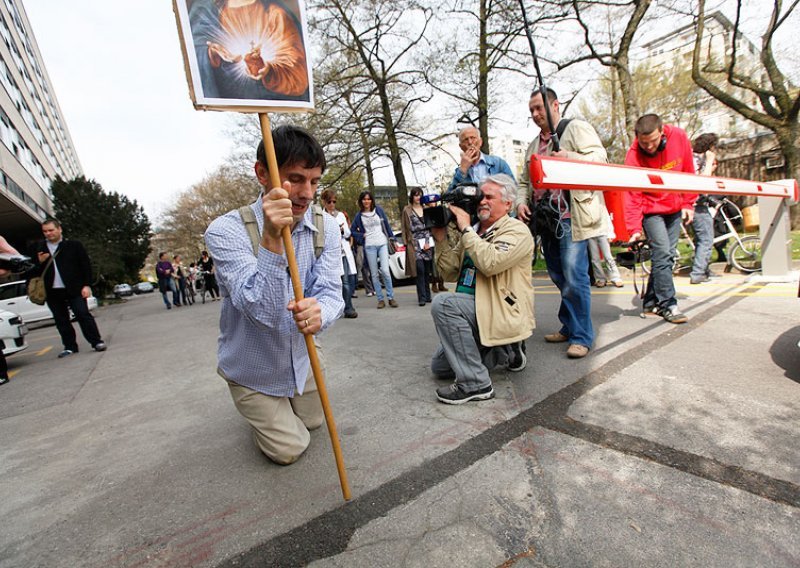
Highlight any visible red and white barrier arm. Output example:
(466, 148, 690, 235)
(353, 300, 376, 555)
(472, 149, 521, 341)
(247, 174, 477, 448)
(529, 155, 799, 202)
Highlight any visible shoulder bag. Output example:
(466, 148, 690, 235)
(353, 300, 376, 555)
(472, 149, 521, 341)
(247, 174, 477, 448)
(28, 252, 56, 306)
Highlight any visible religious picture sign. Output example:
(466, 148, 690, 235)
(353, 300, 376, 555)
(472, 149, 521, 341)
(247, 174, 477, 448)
(173, 0, 314, 112)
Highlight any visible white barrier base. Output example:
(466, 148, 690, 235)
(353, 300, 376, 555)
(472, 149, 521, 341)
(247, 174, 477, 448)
(745, 269, 800, 284)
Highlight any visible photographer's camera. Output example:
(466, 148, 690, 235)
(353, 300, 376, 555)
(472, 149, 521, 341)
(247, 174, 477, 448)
(423, 183, 484, 229)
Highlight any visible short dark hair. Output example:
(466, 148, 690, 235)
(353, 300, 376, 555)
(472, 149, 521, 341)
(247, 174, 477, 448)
(358, 190, 375, 212)
(692, 133, 719, 154)
(635, 114, 663, 136)
(42, 217, 61, 228)
(159, 252, 167, 260)
(256, 125, 326, 174)
(530, 87, 558, 102)
(408, 187, 422, 204)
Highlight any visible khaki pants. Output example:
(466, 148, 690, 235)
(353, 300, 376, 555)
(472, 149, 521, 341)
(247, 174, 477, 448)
(226, 365, 325, 466)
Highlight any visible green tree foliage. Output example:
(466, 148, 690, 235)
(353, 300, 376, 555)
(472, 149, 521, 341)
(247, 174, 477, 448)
(51, 176, 151, 295)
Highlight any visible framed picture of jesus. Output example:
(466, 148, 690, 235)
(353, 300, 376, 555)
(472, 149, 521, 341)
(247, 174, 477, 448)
(173, 0, 314, 112)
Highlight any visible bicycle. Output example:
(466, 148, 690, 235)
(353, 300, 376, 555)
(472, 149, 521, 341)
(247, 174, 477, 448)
(195, 270, 208, 304)
(640, 197, 761, 275)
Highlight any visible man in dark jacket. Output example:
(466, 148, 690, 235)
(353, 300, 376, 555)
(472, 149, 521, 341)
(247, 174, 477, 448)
(33, 218, 106, 358)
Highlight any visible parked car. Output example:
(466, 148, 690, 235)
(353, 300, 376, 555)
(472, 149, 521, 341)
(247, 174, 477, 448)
(133, 282, 155, 294)
(0, 308, 28, 356)
(0, 280, 98, 324)
(388, 231, 412, 283)
(113, 283, 133, 297)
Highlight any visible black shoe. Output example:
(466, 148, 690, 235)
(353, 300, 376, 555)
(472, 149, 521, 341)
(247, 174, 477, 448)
(436, 383, 494, 405)
(508, 341, 527, 372)
(93, 342, 107, 352)
(344, 310, 358, 319)
(58, 349, 75, 358)
(661, 306, 688, 324)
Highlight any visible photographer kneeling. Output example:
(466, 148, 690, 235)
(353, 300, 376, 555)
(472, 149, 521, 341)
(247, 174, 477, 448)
(430, 174, 535, 404)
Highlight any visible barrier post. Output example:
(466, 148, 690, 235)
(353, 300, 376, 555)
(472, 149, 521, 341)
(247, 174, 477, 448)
(758, 195, 793, 278)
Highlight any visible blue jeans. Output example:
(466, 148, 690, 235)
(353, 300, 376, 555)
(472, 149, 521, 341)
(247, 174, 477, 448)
(642, 212, 682, 310)
(159, 277, 178, 307)
(541, 219, 593, 347)
(690, 207, 714, 279)
(365, 244, 394, 301)
(341, 256, 356, 314)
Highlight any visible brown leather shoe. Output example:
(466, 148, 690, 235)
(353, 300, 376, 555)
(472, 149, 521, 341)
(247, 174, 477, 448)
(438, 282, 449, 292)
(566, 344, 589, 358)
(377, 300, 386, 309)
(544, 331, 569, 343)
(388, 298, 398, 308)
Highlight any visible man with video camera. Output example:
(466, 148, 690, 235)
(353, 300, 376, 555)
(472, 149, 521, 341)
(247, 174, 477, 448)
(516, 87, 608, 359)
(429, 174, 534, 404)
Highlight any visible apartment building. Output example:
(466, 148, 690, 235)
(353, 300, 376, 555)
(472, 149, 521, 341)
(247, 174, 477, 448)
(0, 0, 81, 244)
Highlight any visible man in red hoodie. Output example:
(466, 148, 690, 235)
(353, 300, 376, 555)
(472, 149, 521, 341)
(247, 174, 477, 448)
(624, 114, 696, 324)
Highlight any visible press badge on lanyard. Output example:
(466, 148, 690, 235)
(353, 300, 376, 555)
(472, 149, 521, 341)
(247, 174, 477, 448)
(462, 267, 476, 287)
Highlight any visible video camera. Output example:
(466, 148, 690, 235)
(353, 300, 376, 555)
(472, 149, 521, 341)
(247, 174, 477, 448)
(422, 183, 484, 229)
(0, 253, 34, 273)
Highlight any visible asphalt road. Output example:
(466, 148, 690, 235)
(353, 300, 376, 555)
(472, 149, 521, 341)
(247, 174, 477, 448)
(1, 269, 798, 568)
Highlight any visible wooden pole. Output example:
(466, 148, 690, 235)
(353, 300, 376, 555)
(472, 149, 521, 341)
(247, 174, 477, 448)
(258, 113, 351, 501)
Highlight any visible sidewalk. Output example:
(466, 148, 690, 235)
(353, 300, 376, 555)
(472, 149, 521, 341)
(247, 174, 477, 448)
(0, 272, 797, 567)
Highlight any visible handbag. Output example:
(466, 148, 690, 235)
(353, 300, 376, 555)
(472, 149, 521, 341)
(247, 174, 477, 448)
(28, 252, 56, 306)
(387, 239, 397, 255)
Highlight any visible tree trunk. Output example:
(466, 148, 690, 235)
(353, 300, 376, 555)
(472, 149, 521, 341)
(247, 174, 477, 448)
(774, 123, 800, 228)
(377, 82, 408, 215)
(478, 0, 489, 153)
(616, 57, 639, 144)
(353, 113, 376, 191)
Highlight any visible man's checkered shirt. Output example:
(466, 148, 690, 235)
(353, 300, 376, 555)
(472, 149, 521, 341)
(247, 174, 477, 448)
(205, 200, 344, 397)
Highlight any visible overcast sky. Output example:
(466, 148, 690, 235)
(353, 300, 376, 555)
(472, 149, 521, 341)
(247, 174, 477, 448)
(24, 0, 237, 222)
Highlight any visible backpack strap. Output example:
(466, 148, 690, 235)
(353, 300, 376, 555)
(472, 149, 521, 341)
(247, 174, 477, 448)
(240, 203, 326, 259)
(238, 205, 260, 256)
(555, 118, 573, 141)
(311, 203, 325, 259)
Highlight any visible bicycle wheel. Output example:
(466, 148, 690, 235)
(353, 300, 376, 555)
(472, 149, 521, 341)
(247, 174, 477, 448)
(729, 235, 762, 273)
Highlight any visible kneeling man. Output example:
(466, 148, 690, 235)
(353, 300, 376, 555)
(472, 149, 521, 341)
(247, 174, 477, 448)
(430, 174, 535, 404)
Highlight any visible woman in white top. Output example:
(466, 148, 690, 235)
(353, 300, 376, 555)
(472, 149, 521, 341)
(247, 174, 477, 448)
(350, 191, 398, 309)
(321, 189, 358, 318)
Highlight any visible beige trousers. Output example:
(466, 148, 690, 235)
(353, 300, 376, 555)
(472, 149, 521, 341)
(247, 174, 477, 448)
(226, 364, 325, 466)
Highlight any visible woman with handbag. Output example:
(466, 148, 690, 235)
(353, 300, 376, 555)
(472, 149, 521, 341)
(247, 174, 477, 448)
(350, 190, 398, 309)
(401, 188, 434, 306)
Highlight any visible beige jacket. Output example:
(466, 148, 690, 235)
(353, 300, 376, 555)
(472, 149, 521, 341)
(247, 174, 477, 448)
(435, 215, 535, 347)
(516, 118, 609, 241)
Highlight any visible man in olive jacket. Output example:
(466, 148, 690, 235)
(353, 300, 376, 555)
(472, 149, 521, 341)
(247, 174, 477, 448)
(516, 87, 608, 359)
(430, 174, 534, 405)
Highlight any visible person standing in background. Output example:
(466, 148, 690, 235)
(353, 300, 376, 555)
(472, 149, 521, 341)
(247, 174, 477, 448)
(401, 187, 434, 306)
(321, 189, 358, 318)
